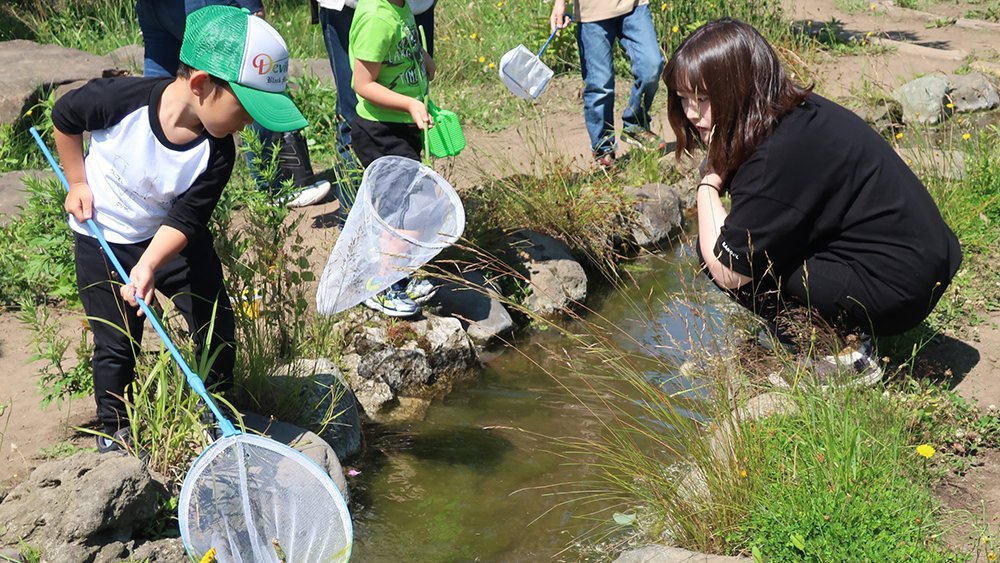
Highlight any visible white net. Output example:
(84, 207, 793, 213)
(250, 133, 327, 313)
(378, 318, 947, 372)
(178, 434, 352, 562)
(316, 156, 465, 315)
(499, 44, 554, 100)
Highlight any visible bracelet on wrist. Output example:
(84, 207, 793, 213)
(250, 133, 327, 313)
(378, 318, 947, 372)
(697, 182, 721, 193)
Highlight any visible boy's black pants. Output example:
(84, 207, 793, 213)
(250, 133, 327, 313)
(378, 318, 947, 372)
(74, 231, 235, 433)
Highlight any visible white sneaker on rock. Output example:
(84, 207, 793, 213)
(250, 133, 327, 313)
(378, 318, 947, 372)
(405, 278, 437, 304)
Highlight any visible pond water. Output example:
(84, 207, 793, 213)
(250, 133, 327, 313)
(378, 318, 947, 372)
(348, 244, 723, 561)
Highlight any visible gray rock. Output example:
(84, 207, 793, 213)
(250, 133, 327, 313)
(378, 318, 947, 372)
(127, 537, 187, 562)
(358, 346, 433, 392)
(108, 44, 143, 75)
(432, 269, 515, 344)
(409, 315, 479, 380)
(892, 74, 949, 124)
(946, 72, 999, 113)
(0, 452, 166, 559)
(625, 183, 683, 249)
(271, 358, 363, 461)
(289, 58, 336, 86)
(0, 40, 119, 125)
(0, 547, 24, 562)
(241, 411, 350, 503)
(508, 230, 587, 315)
(615, 544, 752, 562)
(0, 170, 47, 226)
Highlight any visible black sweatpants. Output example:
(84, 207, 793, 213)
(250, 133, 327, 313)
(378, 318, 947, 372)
(74, 231, 235, 433)
(351, 116, 422, 169)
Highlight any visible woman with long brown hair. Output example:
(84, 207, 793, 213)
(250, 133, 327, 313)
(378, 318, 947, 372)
(664, 19, 961, 373)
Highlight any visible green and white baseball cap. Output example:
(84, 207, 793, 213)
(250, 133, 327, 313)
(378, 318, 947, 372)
(180, 5, 307, 132)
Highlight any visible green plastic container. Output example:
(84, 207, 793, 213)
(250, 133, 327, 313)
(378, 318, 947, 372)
(426, 99, 466, 158)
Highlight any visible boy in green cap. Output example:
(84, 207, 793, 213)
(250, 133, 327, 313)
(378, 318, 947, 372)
(349, 0, 437, 318)
(52, 5, 307, 452)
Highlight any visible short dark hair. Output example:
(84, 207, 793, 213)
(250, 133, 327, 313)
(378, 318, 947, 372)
(663, 18, 811, 183)
(176, 62, 229, 88)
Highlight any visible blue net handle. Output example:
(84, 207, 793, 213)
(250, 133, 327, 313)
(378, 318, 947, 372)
(29, 127, 238, 438)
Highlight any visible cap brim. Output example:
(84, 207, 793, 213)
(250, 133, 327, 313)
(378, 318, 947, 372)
(230, 82, 308, 132)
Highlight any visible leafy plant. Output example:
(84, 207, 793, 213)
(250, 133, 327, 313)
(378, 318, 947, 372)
(17, 298, 93, 408)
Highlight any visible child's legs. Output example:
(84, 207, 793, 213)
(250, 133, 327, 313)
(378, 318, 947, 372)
(136, 0, 185, 78)
(576, 19, 618, 154)
(320, 6, 358, 159)
(414, 4, 436, 57)
(351, 117, 422, 169)
(155, 236, 236, 394)
(75, 233, 146, 432)
(618, 4, 663, 130)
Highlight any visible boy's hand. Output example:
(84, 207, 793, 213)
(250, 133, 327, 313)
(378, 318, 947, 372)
(550, 0, 570, 33)
(121, 262, 156, 316)
(408, 99, 433, 130)
(65, 181, 94, 222)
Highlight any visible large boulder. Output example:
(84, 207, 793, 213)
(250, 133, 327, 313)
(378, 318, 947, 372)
(624, 183, 684, 249)
(0, 452, 167, 561)
(508, 230, 588, 315)
(892, 74, 949, 124)
(348, 315, 479, 418)
(0, 170, 54, 226)
(0, 40, 119, 125)
(432, 269, 515, 344)
(270, 358, 364, 461)
(947, 72, 999, 113)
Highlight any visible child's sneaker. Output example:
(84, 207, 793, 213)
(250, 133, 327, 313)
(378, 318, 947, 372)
(622, 126, 667, 152)
(286, 179, 332, 208)
(363, 289, 420, 318)
(815, 334, 884, 387)
(96, 428, 137, 455)
(405, 277, 437, 304)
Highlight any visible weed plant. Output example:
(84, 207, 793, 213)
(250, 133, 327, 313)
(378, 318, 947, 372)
(2, 0, 140, 54)
(17, 298, 93, 408)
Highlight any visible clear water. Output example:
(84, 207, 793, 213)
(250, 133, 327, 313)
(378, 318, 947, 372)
(348, 245, 722, 562)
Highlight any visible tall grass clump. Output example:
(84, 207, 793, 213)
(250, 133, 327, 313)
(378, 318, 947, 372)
(3, 0, 140, 54)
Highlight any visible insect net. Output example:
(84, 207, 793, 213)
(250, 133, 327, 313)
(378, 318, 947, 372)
(178, 434, 352, 562)
(316, 155, 465, 315)
(499, 44, 554, 99)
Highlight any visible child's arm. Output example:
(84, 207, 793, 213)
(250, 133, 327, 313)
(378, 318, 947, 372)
(53, 128, 93, 222)
(423, 50, 436, 81)
(354, 59, 432, 129)
(120, 226, 188, 315)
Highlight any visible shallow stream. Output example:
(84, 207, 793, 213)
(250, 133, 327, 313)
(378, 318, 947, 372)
(349, 245, 721, 561)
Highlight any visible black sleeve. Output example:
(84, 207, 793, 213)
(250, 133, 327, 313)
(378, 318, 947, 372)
(52, 77, 164, 135)
(162, 136, 236, 240)
(715, 148, 810, 279)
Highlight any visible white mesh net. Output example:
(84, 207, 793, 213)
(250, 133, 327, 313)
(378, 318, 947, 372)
(499, 44, 554, 100)
(178, 434, 352, 562)
(316, 156, 465, 315)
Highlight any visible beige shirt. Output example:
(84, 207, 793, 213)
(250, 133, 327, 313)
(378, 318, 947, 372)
(573, 0, 649, 23)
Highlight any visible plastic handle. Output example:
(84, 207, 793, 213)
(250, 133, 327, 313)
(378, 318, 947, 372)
(29, 127, 238, 438)
(538, 16, 571, 58)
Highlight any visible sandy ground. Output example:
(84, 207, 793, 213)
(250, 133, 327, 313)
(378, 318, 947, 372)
(2, 0, 1000, 552)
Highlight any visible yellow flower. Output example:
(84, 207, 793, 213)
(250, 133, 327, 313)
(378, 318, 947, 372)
(946, 102, 954, 109)
(916, 444, 936, 458)
(989, 551, 997, 562)
(25, 108, 33, 117)
(962, 133, 972, 140)
(488, 62, 496, 69)
(866, 31, 873, 37)
(672, 24, 679, 33)
(740, 469, 748, 478)
(478, 56, 486, 63)
(470, 33, 478, 40)
(895, 132, 904, 139)
(869, 3, 877, 10)
(199, 548, 217, 563)
(661, 2, 667, 11)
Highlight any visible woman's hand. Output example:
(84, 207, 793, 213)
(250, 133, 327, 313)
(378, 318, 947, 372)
(549, 0, 570, 33)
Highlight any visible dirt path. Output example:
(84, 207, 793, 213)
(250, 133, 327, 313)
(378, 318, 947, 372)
(3, 0, 1000, 551)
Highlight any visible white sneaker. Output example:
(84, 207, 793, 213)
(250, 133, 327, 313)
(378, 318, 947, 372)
(363, 289, 421, 318)
(286, 179, 332, 208)
(404, 277, 437, 304)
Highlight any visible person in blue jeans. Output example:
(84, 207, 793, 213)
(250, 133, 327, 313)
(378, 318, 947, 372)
(315, 0, 435, 214)
(137, 0, 332, 208)
(550, 0, 665, 168)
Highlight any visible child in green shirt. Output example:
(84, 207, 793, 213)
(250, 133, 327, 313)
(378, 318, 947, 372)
(349, 0, 437, 317)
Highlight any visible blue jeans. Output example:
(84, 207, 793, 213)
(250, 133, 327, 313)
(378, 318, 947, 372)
(575, 4, 664, 154)
(320, 6, 358, 162)
(136, 0, 185, 77)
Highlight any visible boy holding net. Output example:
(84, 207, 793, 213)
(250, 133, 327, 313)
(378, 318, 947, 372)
(348, 0, 438, 317)
(52, 5, 308, 452)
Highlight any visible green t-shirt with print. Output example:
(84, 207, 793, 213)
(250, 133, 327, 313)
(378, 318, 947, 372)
(349, 0, 427, 123)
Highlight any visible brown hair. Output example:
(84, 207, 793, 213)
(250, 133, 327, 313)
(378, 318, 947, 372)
(663, 19, 811, 183)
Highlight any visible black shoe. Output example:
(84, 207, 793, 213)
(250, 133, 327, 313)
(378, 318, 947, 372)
(96, 427, 132, 454)
(276, 130, 318, 187)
